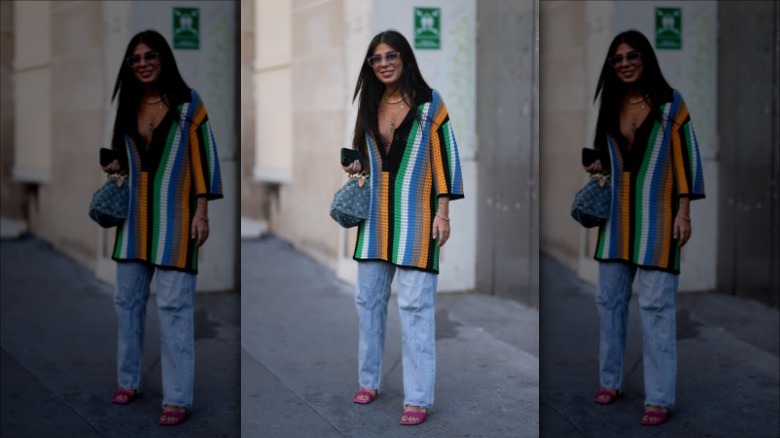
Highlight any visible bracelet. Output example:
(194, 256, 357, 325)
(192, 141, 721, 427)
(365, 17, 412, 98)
(435, 213, 450, 222)
(677, 214, 691, 221)
(195, 215, 209, 222)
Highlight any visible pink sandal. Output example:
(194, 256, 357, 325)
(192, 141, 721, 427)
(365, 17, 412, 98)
(400, 407, 428, 426)
(159, 408, 187, 426)
(352, 389, 378, 405)
(593, 388, 620, 405)
(640, 407, 670, 426)
(111, 388, 138, 405)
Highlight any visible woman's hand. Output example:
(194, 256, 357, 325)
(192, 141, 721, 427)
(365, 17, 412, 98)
(432, 197, 451, 248)
(673, 215, 691, 247)
(432, 215, 450, 248)
(191, 198, 209, 247)
(584, 159, 603, 174)
(342, 160, 362, 174)
(674, 198, 692, 247)
(102, 159, 121, 175)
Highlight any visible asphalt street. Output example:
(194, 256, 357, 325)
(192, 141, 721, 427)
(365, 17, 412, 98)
(540, 253, 780, 438)
(0, 235, 241, 438)
(240, 235, 540, 438)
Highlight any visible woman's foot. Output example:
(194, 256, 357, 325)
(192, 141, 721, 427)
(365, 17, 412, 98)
(111, 388, 138, 405)
(159, 405, 187, 426)
(400, 405, 428, 426)
(593, 387, 620, 404)
(353, 388, 378, 404)
(640, 405, 670, 425)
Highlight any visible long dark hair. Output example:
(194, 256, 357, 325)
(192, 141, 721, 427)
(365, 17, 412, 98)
(352, 30, 431, 154)
(593, 30, 673, 151)
(111, 30, 190, 156)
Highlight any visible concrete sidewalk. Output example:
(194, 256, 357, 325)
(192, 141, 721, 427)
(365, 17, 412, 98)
(0, 235, 240, 438)
(540, 253, 780, 438)
(241, 235, 540, 438)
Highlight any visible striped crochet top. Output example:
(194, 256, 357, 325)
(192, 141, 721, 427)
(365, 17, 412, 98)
(353, 89, 464, 273)
(594, 90, 704, 273)
(112, 89, 223, 273)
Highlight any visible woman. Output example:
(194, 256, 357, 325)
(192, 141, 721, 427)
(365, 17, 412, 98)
(343, 30, 464, 426)
(102, 30, 222, 426)
(585, 30, 704, 426)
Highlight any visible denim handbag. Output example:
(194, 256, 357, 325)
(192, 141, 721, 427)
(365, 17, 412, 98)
(571, 174, 611, 228)
(89, 174, 130, 228)
(330, 174, 370, 228)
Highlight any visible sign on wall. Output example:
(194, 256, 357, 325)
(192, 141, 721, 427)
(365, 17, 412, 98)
(414, 7, 441, 49)
(655, 7, 682, 50)
(173, 7, 200, 49)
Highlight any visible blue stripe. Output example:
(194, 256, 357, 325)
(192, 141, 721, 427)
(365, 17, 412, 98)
(206, 124, 222, 194)
(642, 101, 673, 265)
(401, 98, 437, 265)
(606, 136, 620, 257)
(124, 136, 138, 258)
(160, 101, 194, 264)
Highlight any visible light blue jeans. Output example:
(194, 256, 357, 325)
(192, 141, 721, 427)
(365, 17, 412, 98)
(355, 261, 438, 408)
(114, 261, 196, 409)
(596, 261, 679, 408)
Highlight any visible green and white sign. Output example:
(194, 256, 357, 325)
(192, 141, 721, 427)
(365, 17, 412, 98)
(414, 7, 441, 50)
(173, 7, 200, 50)
(655, 7, 682, 50)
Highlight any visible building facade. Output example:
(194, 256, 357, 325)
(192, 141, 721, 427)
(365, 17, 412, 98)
(0, 1, 240, 292)
(540, 0, 779, 307)
(241, 0, 540, 305)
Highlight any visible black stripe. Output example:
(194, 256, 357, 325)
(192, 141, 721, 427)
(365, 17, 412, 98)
(426, 194, 436, 271)
(195, 118, 211, 194)
(437, 121, 451, 194)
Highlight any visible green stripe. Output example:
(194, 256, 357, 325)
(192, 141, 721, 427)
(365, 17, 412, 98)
(355, 220, 366, 256)
(632, 107, 665, 262)
(201, 122, 212, 182)
(392, 117, 420, 258)
(190, 245, 198, 270)
(595, 227, 606, 258)
(150, 126, 178, 261)
(114, 224, 124, 258)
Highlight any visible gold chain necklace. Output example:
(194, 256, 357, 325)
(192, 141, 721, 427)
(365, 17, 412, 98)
(384, 95, 405, 105)
(384, 103, 405, 135)
(145, 96, 163, 104)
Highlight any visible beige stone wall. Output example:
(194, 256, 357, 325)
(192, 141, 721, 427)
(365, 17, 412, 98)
(5, 2, 108, 264)
(540, 1, 613, 272)
(266, 0, 348, 268)
(0, 0, 26, 221)
(240, 0, 269, 220)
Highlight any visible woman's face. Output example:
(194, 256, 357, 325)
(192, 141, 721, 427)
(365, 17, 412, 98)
(369, 42, 403, 88)
(127, 43, 162, 85)
(609, 42, 643, 85)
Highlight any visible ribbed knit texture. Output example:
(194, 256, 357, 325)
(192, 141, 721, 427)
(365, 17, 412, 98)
(354, 89, 464, 273)
(595, 90, 705, 273)
(113, 90, 223, 273)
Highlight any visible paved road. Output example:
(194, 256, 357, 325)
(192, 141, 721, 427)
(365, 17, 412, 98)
(240, 235, 540, 437)
(1, 235, 240, 437)
(540, 253, 780, 438)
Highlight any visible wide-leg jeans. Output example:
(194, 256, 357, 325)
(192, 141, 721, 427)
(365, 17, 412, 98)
(355, 261, 438, 408)
(596, 261, 679, 408)
(114, 261, 196, 409)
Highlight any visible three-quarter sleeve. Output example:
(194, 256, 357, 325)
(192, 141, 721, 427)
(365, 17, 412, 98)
(430, 98, 464, 200)
(671, 94, 705, 200)
(189, 91, 223, 200)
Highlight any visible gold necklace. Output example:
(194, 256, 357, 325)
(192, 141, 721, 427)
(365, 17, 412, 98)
(626, 95, 646, 105)
(384, 103, 405, 135)
(144, 102, 164, 134)
(384, 95, 405, 105)
(145, 96, 163, 104)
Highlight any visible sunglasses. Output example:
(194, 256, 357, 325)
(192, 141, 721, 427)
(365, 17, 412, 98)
(607, 51, 641, 67)
(126, 51, 160, 67)
(367, 51, 400, 68)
